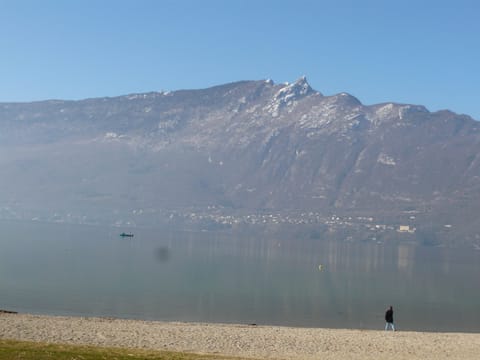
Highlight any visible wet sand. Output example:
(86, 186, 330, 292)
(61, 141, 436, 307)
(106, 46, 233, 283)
(1, 313, 479, 359)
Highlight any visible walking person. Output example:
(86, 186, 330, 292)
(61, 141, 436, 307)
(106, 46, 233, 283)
(385, 306, 395, 331)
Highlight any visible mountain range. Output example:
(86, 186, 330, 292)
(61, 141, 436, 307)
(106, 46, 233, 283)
(1, 77, 479, 247)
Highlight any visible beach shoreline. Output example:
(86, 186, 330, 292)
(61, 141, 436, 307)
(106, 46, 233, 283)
(1, 312, 479, 359)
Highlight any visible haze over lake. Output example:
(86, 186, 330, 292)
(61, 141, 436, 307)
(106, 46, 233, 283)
(1, 220, 479, 332)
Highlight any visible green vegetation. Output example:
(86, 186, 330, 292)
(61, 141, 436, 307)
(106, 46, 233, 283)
(0, 339, 244, 360)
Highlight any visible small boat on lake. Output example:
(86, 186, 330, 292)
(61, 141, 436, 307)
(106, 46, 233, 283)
(120, 232, 134, 237)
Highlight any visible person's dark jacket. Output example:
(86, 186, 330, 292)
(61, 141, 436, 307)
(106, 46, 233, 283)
(385, 308, 394, 323)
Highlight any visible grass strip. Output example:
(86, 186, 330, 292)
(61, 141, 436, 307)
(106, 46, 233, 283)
(0, 339, 246, 360)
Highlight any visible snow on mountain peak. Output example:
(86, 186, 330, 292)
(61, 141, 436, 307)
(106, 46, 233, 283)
(276, 76, 313, 99)
(264, 77, 315, 117)
(290, 75, 313, 96)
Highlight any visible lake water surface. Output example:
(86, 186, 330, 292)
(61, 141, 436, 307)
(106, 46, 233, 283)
(0, 220, 479, 332)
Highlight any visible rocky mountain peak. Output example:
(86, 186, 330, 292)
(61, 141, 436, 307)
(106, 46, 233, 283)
(263, 76, 317, 118)
(278, 76, 315, 98)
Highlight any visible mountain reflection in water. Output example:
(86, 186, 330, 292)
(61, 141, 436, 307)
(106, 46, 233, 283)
(0, 220, 479, 332)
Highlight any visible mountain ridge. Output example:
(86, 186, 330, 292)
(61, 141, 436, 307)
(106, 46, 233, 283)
(0, 77, 479, 247)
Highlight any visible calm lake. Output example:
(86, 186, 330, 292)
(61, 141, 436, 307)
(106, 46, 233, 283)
(0, 220, 479, 332)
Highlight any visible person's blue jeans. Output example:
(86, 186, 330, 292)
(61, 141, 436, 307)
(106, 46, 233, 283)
(385, 322, 395, 331)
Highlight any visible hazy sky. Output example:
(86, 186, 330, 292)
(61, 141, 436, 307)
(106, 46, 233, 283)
(1, 0, 479, 119)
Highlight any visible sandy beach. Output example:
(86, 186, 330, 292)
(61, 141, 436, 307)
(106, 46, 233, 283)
(1, 313, 479, 359)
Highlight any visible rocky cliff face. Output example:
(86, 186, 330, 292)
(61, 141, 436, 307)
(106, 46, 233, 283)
(1, 77, 479, 246)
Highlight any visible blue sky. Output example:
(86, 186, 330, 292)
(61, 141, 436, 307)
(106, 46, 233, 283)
(1, 0, 479, 119)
